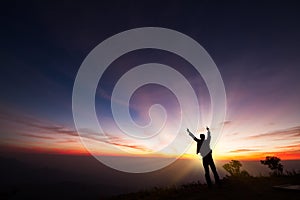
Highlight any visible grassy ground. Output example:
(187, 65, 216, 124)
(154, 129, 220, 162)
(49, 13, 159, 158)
(109, 174, 300, 200)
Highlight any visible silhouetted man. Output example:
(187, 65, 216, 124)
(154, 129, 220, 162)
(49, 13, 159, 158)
(187, 127, 220, 188)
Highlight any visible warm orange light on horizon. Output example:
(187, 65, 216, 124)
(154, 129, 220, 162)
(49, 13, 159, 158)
(2, 143, 299, 162)
(213, 152, 300, 161)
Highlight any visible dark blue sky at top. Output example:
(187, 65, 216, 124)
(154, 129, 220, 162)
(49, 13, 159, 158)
(1, 0, 300, 127)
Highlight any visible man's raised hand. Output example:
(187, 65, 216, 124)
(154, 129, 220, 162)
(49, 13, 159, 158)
(187, 128, 193, 137)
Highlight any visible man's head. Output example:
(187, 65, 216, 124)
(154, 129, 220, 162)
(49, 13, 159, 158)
(200, 134, 205, 140)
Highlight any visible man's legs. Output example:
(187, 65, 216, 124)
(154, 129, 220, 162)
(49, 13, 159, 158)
(202, 156, 212, 187)
(208, 155, 220, 185)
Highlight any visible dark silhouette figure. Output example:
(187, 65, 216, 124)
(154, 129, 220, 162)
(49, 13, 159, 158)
(187, 127, 220, 188)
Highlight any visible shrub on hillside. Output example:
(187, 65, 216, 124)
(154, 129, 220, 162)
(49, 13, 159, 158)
(260, 156, 283, 176)
(223, 160, 250, 177)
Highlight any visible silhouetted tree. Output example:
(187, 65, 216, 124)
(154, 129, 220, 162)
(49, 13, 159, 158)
(223, 160, 250, 177)
(260, 156, 283, 176)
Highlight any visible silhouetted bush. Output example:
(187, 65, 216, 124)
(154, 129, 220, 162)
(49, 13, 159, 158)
(285, 169, 298, 176)
(260, 156, 283, 176)
(223, 160, 250, 177)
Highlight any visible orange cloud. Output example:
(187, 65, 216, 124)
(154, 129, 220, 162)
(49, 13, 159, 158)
(229, 148, 260, 153)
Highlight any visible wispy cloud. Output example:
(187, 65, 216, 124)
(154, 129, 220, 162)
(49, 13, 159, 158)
(78, 128, 151, 152)
(245, 126, 300, 140)
(275, 143, 300, 150)
(223, 121, 232, 126)
(0, 109, 150, 152)
(229, 148, 260, 153)
(21, 133, 55, 140)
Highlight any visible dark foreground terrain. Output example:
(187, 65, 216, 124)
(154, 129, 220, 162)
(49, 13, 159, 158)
(109, 175, 300, 200)
(1, 154, 299, 200)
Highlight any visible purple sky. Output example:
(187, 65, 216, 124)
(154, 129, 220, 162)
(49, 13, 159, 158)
(1, 1, 300, 160)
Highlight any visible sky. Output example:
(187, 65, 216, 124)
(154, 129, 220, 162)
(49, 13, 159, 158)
(1, 0, 300, 165)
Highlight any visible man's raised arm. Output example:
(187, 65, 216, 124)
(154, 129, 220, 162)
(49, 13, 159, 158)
(187, 128, 200, 142)
(206, 127, 211, 142)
